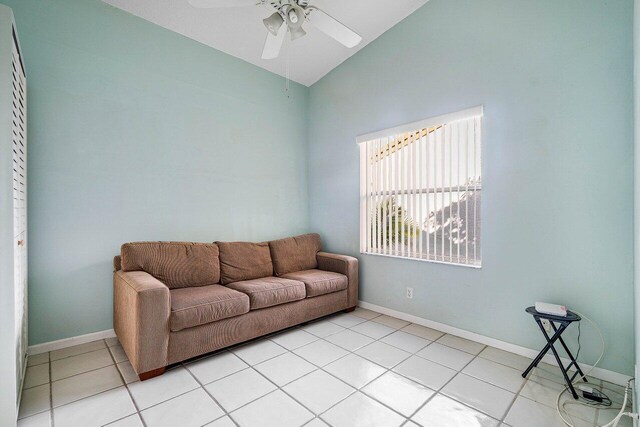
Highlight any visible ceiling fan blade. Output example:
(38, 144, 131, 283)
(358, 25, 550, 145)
(307, 8, 362, 48)
(188, 0, 256, 8)
(262, 22, 287, 59)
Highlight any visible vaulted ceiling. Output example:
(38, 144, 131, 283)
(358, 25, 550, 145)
(102, 0, 429, 86)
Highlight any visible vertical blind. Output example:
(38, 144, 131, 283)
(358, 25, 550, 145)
(358, 107, 482, 267)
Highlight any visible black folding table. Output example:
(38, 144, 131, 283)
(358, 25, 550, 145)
(521, 306, 587, 399)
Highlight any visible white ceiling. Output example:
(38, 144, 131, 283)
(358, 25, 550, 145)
(101, 0, 429, 86)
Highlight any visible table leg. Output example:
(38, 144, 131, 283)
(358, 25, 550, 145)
(521, 317, 566, 378)
(545, 330, 579, 399)
(552, 324, 588, 384)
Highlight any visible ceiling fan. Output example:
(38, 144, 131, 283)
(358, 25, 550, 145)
(188, 0, 363, 60)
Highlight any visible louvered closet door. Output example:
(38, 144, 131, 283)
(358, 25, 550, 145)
(11, 30, 27, 399)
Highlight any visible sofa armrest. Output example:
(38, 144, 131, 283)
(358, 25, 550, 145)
(113, 270, 170, 375)
(316, 252, 358, 308)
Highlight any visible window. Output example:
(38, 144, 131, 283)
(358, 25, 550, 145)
(358, 106, 483, 267)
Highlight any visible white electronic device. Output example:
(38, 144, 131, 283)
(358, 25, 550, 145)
(535, 302, 567, 317)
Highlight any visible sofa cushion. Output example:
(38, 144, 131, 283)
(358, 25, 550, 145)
(169, 285, 250, 332)
(268, 233, 322, 276)
(217, 241, 273, 285)
(121, 242, 220, 289)
(281, 269, 348, 298)
(226, 277, 306, 309)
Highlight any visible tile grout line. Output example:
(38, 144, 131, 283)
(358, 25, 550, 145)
(50, 362, 115, 385)
(182, 362, 240, 427)
(125, 383, 203, 422)
(298, 356, 404, 423)
(103, 339, 147, 427)
(246, 365, 320, 423)
(46, 346, 115, 384)
(498, 369, 528, 425)
(404, 343, 489, 424)
(228, 338, 331, 422)
(48, 342, 110, 363)
(184, 351, 251, 386)
(273, 349, 400, 424)
(190, 343, 324, 424)
(48, 351, 54, 427)
(49, 368, 123, 410)
(443, 354, 530, 395)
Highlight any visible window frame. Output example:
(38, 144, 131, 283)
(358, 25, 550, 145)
(357, 106, 483, 268)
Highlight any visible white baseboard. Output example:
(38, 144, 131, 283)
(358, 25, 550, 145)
(28, 329, 116, 355)
(358, 301, 632, 386)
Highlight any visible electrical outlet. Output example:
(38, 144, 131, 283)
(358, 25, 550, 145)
(406, 287, 414, 299)
(541, 318, 551, 332)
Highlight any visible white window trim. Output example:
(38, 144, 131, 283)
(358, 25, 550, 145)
(357, 106, 483, 268)
(357, 106, 483, 144)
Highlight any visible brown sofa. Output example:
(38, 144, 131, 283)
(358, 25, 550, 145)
(112, 233, 358, 380)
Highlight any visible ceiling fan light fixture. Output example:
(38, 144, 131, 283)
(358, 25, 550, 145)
(290, 26, 306, 41)
(263, 12, 284, 36)
(288, 10, 298, 24)
(285, 4, 305, 29)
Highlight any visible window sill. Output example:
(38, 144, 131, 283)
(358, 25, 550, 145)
(361, 251, 482, 269)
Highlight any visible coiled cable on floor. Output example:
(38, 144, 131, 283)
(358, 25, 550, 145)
(547, 310, 633, 427)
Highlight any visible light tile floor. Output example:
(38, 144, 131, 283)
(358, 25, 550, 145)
(18, 307, 632, 427)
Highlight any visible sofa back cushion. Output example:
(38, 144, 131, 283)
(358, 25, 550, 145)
(268, 233, 322, 276)
(121, 242, 220, 289)
(217, 241, 273, 285)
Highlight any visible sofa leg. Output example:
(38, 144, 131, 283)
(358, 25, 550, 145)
(138, 366, 166, 381)
(344, 307, 356, 313)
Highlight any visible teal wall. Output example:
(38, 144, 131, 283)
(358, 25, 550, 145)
(1, 0, 310, 345)
(308, 0, 635, 375)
